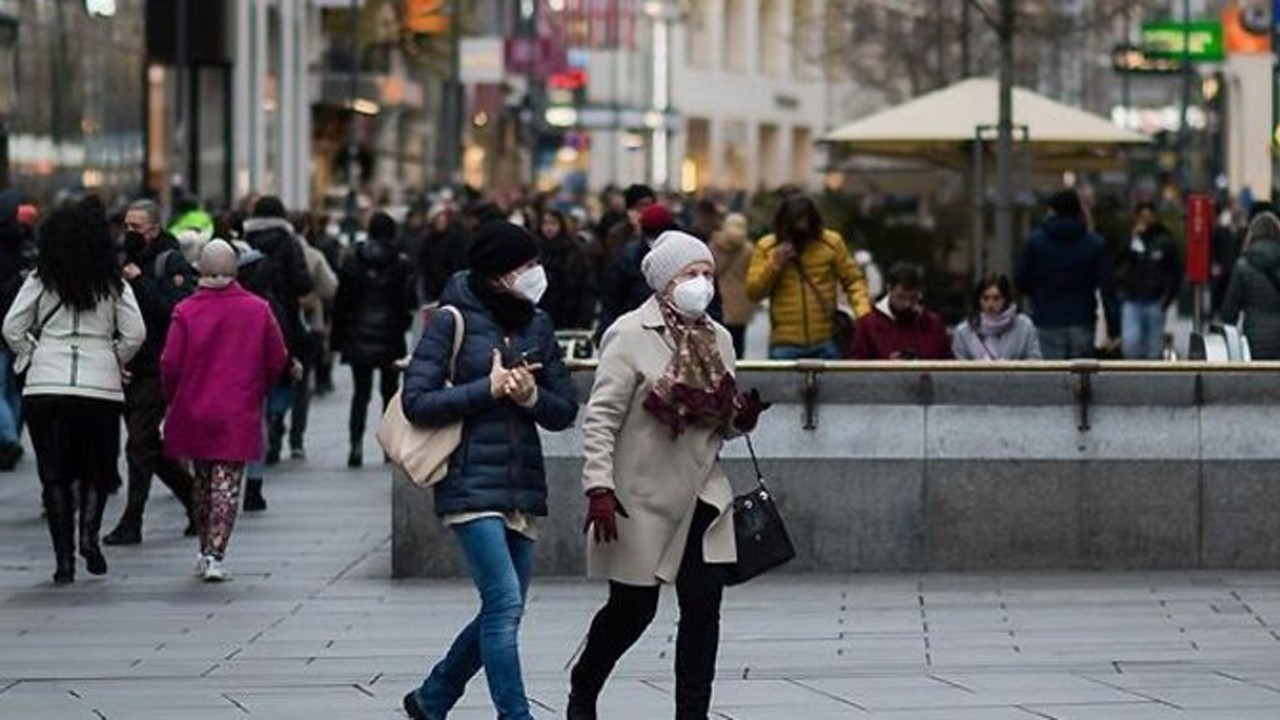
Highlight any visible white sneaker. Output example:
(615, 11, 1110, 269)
(201, 557, 227, 582)
(195, 553, 210, 577)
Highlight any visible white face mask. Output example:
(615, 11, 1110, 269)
(670, 276, 715, 318)
(508, 265, 548, 304)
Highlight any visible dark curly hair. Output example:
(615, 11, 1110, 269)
(36, 197, 124, 312)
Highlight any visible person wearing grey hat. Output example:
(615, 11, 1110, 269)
(1223, 211, 1280, 359)
(569, 230, 769, 720)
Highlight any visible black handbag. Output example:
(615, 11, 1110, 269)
(726, 434, 796, 586)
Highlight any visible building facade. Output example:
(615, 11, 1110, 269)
(0, 0, 146, 203)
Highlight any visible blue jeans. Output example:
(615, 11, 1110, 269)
(1122, 301, 1166, 360)
(769, 340, 842, 360)
(0, 352, 19, 443)
(1037, 325, 1096, 360)
(415, 518, 535, 719)
(247, 385, 294, 480)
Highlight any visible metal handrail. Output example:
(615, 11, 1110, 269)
(565, 359, 1280, 374)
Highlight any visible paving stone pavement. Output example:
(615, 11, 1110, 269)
(2, 375, 1280, 719)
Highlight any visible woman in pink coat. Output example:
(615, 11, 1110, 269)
(161, 240, 290, 581)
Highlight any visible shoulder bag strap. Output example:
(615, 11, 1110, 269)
(31, 294, 64, 342)
(441, 305, 465, 383)
(744, 433, 765, 486)
(793, 260, 835, 317)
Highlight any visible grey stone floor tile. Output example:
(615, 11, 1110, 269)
(3, 377, 1280, 716)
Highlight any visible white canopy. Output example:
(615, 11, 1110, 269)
(823, 78, 1149, 170)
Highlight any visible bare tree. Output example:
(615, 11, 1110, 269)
(810, 0, 1165, 108)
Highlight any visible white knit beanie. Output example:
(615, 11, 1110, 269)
(197, 239, 239, 289)
(641, 230, 715, 292)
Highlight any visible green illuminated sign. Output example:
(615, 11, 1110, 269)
(1142, 20, 1224, 61)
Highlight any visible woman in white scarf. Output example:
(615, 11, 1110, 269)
(953, 275, 1042, 361)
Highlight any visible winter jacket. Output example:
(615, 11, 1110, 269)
(2, 275, 146, 402)
(597, 238, 655, 339)
(539, 231, 595, 330)
(333, 239, 414, 367)
(242, 217, 313, 357)
(1118, 223, 1182, 306)
(746, 229, 872, 348)
(850, 297, 953, 360)
(416, 224, 470, 304)
(952, 313, 1042, 360)
(581, 296, 737, 586)
(711, 230, 757, 326)
(123, 231, 191, 377)
(401, 273, 579, 518)
(161, 283, 289, 461)
(1222, 237, 1280, 359)
(1015, 216, 1120, 335)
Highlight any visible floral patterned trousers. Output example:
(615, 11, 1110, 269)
(191, 461, 247, 560)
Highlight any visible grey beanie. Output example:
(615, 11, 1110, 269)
(641, 230, 715, 292)
(1247, 212, 1280, 247)
(197, 239, 239, 285)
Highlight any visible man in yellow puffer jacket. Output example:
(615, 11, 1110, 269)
(746, 196, 872, 358)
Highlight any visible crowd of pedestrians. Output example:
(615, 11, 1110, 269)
(3, 180, 1279, 718)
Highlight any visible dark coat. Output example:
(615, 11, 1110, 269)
(401, 273, 579, 517)
(416, 223, 470, 304)
(242, 217, 314, 357)
(1222, 237, 1280, 359)
(333, 239, 415, 367)
(1118, 223, 1182, 306)
(1015, 216, 1120, 336)
(538, 231, 595, 330)
(124, 232, 190, 377)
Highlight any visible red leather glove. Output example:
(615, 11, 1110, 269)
(733, 388, 771, 433)
(584, 488, 628, 544)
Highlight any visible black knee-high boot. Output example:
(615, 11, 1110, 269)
(79, 484, 108, 575)
(43, 484, 75, 585)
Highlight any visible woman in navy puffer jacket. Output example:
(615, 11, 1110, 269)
(401, 222, 578, 720)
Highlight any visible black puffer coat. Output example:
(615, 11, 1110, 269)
(401, 273, 579, 517)
(242, 217, 313, 357)
(333, 239, 414, 366)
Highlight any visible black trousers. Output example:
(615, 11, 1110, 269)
(571, 502, 728, 719)
(28, 395, 122, 492)
(122, 375, 193, 521)
(726, 324, 747, 360)
(348, 363, 400, 450)
(288, 352, 315, 449)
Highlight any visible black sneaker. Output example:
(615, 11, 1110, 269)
(347, 450, 362, 469)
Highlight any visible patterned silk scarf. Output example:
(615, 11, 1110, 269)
(643, 300, 738, 439)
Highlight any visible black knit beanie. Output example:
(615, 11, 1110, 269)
(469, 221, 538, 279)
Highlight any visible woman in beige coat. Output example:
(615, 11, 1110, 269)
(710, 212, 757, 358)
(569, 231, 767, 720)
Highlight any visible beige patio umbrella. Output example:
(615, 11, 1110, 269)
(822, 77, 1149, 171)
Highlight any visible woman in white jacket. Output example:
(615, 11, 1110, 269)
(3, 199, 146, 585)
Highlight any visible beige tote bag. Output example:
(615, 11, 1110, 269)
(377, 306, 465, 488)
